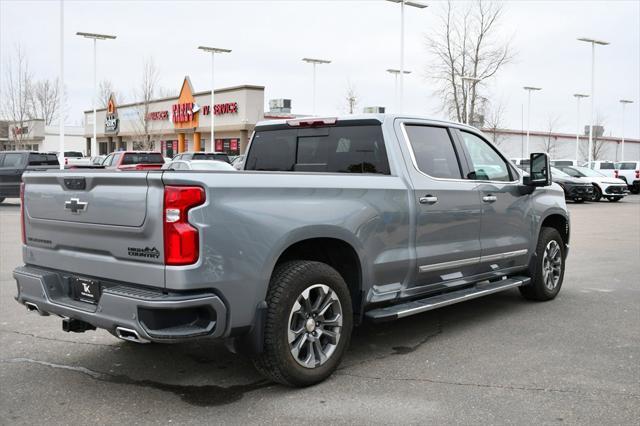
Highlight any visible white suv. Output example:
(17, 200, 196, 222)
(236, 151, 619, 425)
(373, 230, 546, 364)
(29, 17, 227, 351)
(557, 165, 629, 202)
(615, 161, 640, 194)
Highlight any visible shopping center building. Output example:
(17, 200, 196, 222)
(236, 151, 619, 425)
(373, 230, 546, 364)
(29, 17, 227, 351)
(83, 77, 293, 157)
(1, 119, 85, 153)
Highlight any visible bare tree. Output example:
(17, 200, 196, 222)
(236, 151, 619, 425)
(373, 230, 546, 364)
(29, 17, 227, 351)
(483, 99, 507, 147)
(132, 57, 160, 150)
(1, 45, 34, 142)
(579, 112, 608, 161)
(344, 81, 359, 114)
(542, 114, 562, 157)
(31, 78, 60, 125)
(98, 79, 124, 108)
(426, 0, 513, 124)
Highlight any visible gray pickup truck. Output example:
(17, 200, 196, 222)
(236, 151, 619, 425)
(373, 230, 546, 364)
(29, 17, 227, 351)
(14, 115, 569, 387)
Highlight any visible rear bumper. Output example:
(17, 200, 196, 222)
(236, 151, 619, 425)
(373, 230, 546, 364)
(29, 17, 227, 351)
(13, 265, 227, 343)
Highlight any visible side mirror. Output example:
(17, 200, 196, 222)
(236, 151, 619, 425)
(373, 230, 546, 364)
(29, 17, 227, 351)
(524, 152, 552, 187)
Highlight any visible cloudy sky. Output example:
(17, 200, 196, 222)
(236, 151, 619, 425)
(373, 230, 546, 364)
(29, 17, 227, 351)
(1, 0, 639, 138)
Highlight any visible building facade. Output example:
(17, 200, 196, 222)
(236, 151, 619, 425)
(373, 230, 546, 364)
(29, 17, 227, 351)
(482, 127, 640, 162)
(84, 77, 267, 157)
(1, 119, 85, 153)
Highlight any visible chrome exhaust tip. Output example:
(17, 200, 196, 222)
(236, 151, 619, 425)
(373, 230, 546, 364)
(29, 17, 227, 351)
(115, 326, 149, 344)
(25, 302, 40, 313)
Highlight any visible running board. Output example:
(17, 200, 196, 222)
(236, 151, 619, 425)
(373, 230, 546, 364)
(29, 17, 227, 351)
(365, 276, 530, 323)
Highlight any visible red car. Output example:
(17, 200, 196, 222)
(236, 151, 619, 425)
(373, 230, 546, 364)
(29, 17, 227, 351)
(101, 151, 165, 170)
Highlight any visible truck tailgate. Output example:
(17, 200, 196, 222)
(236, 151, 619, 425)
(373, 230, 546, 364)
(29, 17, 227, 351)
(22, 170, 166, 288)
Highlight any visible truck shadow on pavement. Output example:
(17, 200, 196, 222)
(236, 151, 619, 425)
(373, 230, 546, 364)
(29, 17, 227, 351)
(16, 289, 531, 406)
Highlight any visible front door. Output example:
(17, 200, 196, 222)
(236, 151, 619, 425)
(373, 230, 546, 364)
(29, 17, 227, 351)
(397, 122, 483, 291)
(0, 152, 25, 198)
(454, 130, 530, 272)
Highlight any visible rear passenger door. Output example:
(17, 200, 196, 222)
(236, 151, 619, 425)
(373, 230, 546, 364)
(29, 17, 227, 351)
(454, 130, 530, 272)
(397, 122, 483, 290)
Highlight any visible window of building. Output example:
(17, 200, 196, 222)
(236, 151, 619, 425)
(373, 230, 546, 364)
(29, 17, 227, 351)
(404, 125, 462, 179)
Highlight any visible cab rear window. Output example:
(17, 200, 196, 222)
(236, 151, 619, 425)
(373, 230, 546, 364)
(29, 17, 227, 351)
(28, 153, 59, 166)
(245, 125, 390, 174)
(599, 163, 615, 169)
(122, 153, 164, 165)
(617, 162, 638, 170)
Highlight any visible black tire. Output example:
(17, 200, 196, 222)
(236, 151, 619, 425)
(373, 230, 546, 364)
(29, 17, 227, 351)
(592, 185, 602, 201)
(573, 198, 585, 203)
(252, 260, 353, 387)
(630, 185, 640, 195)
(520, 227, 565, 301)
(608, 197, 621, 202)
(0, 197, 5, 203)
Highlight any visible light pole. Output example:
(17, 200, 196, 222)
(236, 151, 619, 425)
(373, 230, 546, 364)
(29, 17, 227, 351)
(523, 86, 542, 156)
(198, 46, 231, 152)
(578, 37, 610, 165)
(59, 0, 64, 169)
(573, 94, 589, 163)
(302, 58, 331, 115)
(461, 76, 481, 125)
(386, 69, 411, 112)
(619, 99, 633, 161)
(386, 0, 427, 113)
(76, 31, 116, 157)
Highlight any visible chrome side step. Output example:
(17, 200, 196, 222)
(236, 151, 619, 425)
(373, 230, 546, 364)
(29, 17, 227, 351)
(365, 276, 530, 323)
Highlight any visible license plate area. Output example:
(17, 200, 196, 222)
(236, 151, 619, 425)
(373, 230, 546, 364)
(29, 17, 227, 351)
(71, 277, 101, 304)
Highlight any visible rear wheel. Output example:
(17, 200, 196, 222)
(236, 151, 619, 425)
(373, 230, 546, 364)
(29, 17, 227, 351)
(252, 260, 353, 387)
(592, 185, 602, 201)
(0, 197, 5, 203)
(573, 198, 585, 203)
(631, 185, 640, 195)
(607, 197, 621, 202)
(520, 227, 565, 301)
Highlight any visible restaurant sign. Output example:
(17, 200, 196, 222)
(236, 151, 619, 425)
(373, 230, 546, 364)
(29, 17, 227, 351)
(105, 95, 119, 134)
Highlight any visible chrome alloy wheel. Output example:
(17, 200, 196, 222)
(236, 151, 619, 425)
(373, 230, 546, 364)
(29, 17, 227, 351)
(288, 284, 343, 369)
(542, 240, 562, 291)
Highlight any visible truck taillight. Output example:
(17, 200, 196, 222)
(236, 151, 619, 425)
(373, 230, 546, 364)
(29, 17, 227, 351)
(20, 182, 26, 244)
(636, 170, 639, 179)
(163, 186, 205, 265)
(614, 170, 619, 178)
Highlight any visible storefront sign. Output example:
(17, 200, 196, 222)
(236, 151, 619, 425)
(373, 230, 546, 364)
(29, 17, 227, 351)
(11, 125, 29, 136)
(172, 103, 196, 123)
(202, 102, 239, 116)
(173, 77, 199, 130)
(147, 110, 169, 121)
(105, 95, 119, 134)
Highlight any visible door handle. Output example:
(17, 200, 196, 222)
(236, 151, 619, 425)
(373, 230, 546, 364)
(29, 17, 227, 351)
(419, 195, 438, 205)
(482, 194, 497, 203)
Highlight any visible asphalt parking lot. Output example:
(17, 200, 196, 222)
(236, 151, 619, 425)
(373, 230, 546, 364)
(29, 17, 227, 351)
(1, 196, 639, 425)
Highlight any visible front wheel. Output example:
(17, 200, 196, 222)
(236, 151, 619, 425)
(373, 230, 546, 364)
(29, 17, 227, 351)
(607, 197, 621, 202)
(252, 260, 353, 387)
(520, 227, 565, 301)
(592, 185, 602, 201)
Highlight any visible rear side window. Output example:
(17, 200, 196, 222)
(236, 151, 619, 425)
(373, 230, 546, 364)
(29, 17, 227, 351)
(122, 153, 164, 165)
(28, 153, 59, 166)
(2, 153, 26, 168)
(404, 125, 461, 179)
(245, 125, 390, 174)
(618, 162, 637, 170)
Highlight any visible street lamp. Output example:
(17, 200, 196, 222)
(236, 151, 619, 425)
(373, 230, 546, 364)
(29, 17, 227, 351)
(619, 99, 633, 161)
(461, 76, 481, 125)
(573, 94, 589, 163)
(578, 37, 610, 165)
(198, 46, 232, 152)
(76, 31, 116, 157)
(302, 58, 331, 115)
(523, 86, 542, 156)
(386, 0, 428, 113)
(386, 69, 411, 112)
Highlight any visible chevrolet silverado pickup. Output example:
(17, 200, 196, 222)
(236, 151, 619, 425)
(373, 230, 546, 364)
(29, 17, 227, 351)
(14, 115, 570, 387)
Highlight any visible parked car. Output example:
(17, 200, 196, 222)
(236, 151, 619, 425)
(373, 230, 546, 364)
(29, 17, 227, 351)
(163, 159, 236, 171)
(585, 161, 617, 179)
(614, 161, 640, 194)
(63, 151, 91, 167)
(0, 151, 59, 203)
(90, 155, 106, 165)
(232, 154, 246, 170)
(550, 159, 579, 167)
(101, 151, 165, 170)
(14, 115, 570, 387)
(556, 165, 628, 202)
(172, 151, 231, 164)
(551, 167, 593, 203)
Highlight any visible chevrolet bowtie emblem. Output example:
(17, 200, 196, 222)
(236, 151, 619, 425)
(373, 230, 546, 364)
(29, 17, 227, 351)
(64, 198, 88, 214)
